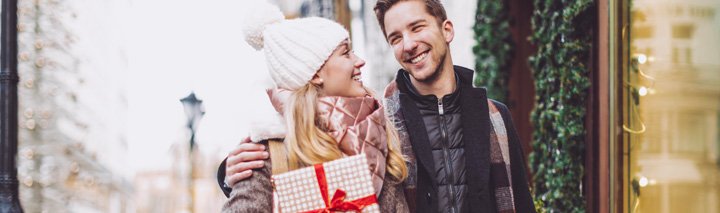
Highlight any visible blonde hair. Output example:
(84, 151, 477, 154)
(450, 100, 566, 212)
(284, 84, 408, 181)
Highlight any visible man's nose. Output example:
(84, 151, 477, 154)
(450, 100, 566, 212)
(402, 34, 418, 53)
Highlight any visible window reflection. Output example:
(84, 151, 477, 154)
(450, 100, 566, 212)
(625, 0, 720, 212)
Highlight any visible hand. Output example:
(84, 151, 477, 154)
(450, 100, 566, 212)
(225, 136, 269, 187)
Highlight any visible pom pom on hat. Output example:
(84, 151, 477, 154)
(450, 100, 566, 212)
(242, 1, 285, 50)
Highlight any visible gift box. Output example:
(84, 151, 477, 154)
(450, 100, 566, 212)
(272, 155, 380, 213)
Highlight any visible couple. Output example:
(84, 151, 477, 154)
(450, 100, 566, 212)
(221, 0, 535, 212)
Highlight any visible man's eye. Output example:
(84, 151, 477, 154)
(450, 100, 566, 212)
(390, 37, 400, 45)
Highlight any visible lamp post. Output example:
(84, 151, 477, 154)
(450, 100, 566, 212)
(180, 92, 204, 150)
(180, 92, 204, 213)
(0, 0, 23, 211)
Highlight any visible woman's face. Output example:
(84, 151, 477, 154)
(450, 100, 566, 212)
(312, 39, 367, 97)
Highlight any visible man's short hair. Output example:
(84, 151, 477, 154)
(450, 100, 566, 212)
(374, 0, 448, 38)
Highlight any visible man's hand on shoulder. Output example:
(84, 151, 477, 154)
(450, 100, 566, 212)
(225, 136, 269, 187)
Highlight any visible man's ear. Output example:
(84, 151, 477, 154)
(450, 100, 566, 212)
(442, 20, 454, 43)
(309, 74, 323, 86)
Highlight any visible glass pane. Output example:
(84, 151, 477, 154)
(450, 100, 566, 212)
(624, 0, 720, 212)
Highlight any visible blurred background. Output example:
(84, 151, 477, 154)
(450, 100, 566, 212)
(14, 0, 481, 212)
(3, 0, 719, 212)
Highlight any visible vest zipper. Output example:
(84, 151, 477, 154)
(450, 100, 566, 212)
(438, 98, 457, 213)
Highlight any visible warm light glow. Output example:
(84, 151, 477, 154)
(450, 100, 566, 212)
(638, 86, 648, 96)
(637, 54, 648, 64)
(639, 176, 649, 187)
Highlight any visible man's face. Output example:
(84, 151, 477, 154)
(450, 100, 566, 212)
(383, 1, 453, 82)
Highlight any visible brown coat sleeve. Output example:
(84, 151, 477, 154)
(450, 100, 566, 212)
(221, 154, 273, 212)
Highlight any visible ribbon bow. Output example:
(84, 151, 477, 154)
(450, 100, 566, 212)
(301, 164, 378, 213)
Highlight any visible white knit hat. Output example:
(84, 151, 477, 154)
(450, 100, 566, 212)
(243, 2, 349, 90)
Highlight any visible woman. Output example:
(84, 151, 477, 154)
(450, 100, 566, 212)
(222, 2, 408, 212)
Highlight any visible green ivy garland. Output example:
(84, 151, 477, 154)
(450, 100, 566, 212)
(528, 0, 594, 212)
(473, 0, 513, 103)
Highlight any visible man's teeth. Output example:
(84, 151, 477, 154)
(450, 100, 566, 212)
(352, 75, 361, 81)
(410, 52, 428, 64)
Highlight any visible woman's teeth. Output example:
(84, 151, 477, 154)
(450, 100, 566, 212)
(410, 52, 428, 64)
(352, 75, 361, 81)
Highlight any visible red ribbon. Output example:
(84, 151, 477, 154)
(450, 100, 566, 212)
(301, 164, 378, 213)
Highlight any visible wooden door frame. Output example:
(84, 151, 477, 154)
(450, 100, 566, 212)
(595, 0, 624, 212)
(596, 0, 610, 211)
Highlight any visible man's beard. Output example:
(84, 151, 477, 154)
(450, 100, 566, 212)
(408, 51, 446, 84)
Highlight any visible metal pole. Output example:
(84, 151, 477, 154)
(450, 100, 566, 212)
(180, 93, 202, 213)
(189, 131, 195, 213)
(0, 0, 23, 211)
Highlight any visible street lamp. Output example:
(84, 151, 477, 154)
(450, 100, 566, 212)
(179, 92, 204, 213)
(0, 0, 23, 211)
(180, 92, 204, 151)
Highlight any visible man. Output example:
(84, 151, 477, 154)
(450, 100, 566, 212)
(219, 0, 535, 212)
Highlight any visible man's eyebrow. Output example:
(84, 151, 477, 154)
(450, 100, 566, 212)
(387, 31, 400, 40)
(386, 19, 427, 40)
(408, 19, 427, 27)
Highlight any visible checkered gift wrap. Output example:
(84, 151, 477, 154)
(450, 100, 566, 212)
(271, 155, 380, 213)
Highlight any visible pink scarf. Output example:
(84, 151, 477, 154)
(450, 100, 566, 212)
(267, 89, 389, 195)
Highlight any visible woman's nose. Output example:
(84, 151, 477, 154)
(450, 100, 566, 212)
(355, 57, 366, 68)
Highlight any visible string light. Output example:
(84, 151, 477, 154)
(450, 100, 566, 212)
(636, 54, 648, 64)
(638, 86, 648, 96)
(638, 176, 649, 187)
(623, 53, 657, 135)
(622, 102, 646, 134)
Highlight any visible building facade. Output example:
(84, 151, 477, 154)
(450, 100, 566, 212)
(15, 0, 133, 212)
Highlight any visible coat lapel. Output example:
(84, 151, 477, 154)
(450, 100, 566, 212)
(398, 93, 437, 185)
(460, 85, 492, 209)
